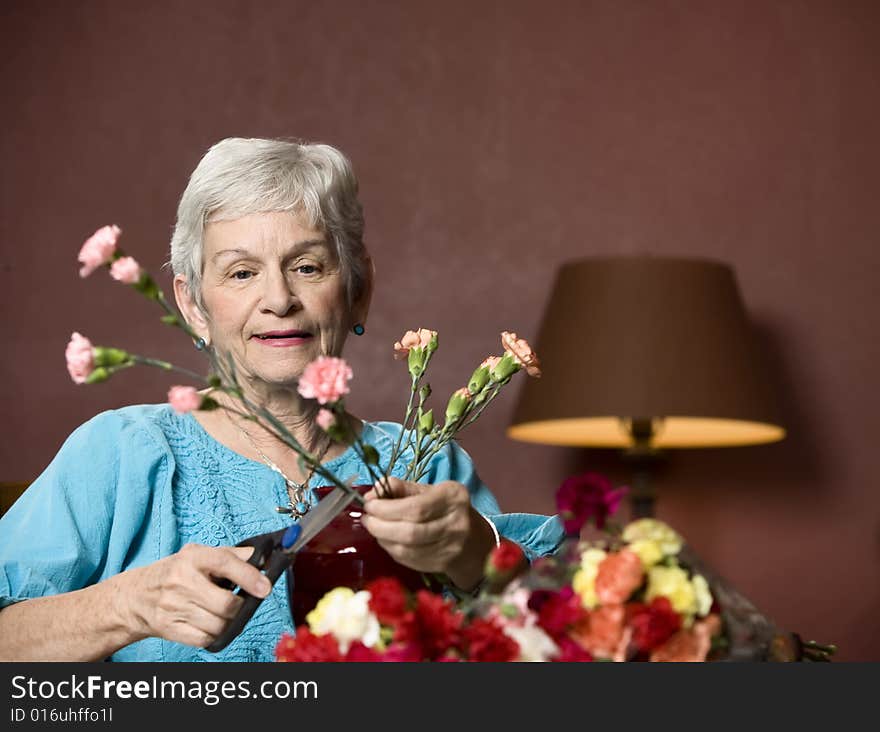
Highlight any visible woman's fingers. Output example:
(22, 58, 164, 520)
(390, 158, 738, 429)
(363, 511, 457, 546)
(364, 479, 468, 523)
(202, 545, 272, 599)
(361, 479, 473, 573)
(127, 543, 272, 647)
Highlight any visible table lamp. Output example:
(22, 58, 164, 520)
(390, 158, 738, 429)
(507, 255, 786, 518)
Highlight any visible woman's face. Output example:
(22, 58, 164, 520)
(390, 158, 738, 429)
(183, 210, 353, 388)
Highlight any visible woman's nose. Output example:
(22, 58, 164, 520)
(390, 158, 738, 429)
(259, 269, 301, 315)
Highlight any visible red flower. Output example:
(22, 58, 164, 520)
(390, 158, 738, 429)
(628, 597, 682, 653)
(556, 472, 628, 535)
(532, 586, 588, 640)
(344, 641, 383, 662)
(463, 617, 520, 662)
(393, 590, 464, 660)
(488, 540, 526, 573)
(366, 576, 410, 625)
(554, 637, 594, 662)
(274, 629, 342, 662)
(381, 643, 424, 662)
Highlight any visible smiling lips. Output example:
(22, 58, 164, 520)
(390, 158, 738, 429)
(252, 330, 313, 347)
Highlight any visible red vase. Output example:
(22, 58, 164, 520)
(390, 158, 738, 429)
(286, 485, 425, 626)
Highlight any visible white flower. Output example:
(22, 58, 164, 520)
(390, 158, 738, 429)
(503, 622, 560, 662)
(305, 588, 381, 653)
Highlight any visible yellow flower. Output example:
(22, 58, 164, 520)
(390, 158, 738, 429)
(692, 574, 713, 617)
(627, 539, 664, 569)
(645, 565, 696, 616)
(572, 547, 606, 609)
(622, 519, 683, 557)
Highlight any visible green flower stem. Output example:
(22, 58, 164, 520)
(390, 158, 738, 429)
(386, 374, 419, 478)
(458, 383, 503, 431)
(129, 355, 208, 384)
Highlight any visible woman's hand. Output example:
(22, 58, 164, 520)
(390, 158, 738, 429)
(361, 477, 495, 591)
(116, 544, 272, 648)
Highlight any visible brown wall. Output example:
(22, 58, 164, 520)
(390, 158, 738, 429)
(2, 1, 877, 660)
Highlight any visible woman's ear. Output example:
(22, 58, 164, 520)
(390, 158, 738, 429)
(173, 274, 210, 343)
(352, 255, 375, 328)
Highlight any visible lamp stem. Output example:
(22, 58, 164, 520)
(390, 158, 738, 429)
(623, 418, 662, 519)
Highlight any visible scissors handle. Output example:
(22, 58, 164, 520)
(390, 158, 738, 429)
(206, 528, 292, 653)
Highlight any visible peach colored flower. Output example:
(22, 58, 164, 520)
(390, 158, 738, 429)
(595, 549, 644, 605)
(500, 331, 541, 378)
(393, 328, 436, 360)
(168, 385, 202, 414)
(649, 614, 721, 662)
(65, 332, 95, 384)
(297, 356, 353, 404)
(480, 356, 501, 371)
(78, 224, 121, 278)
(109, 256, 142, 284)
(316, 408, 336, 431)
(570, 604, 628, 661)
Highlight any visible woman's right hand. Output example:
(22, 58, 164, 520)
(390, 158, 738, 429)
(117, 543, 272, 648)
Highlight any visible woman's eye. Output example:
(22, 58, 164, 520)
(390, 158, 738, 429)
(295, 264, 319, 275)
(231, 270, 253, 281)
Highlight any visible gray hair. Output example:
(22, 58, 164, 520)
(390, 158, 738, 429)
(169, 137, 368, 309)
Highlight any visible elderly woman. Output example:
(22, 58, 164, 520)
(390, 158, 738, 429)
(0, 137, 563, 661)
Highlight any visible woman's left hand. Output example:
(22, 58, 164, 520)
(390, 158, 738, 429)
(361, 477, 495, 591)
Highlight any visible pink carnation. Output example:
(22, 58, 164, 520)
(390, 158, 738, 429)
(316, 408, 336, 431)
(480, 356, 501, 371)
(109, 256, 142, 284)
(65, 332, 95, 384)
(297, 356, 353, 404)
(78, 224, 121, 278)
(393, 328, 436, 360)
(168, 385, 202, 414)
(500, 331, 541, 377)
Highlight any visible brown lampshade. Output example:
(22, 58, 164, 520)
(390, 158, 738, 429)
(507, 256, 786, 448)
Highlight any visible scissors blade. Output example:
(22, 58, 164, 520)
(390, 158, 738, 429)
(286, 486, 358, 554)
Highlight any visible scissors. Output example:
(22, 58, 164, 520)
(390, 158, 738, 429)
(206, 485, 358, 653)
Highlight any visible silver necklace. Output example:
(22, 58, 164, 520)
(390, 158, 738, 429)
(231, 418, 330, 519)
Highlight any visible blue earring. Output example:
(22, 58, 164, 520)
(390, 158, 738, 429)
(353, 323, 365, 336)
(195, 337, 207, 350)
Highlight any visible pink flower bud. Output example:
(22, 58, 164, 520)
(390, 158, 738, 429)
(65, 332, 95, 384)
(109, 256, 142, 284)
(168, 385, 202, 414)
(78, 225, 121, 278)
(316, 408, 336, 431)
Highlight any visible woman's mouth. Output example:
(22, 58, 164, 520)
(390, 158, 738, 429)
(252, 330, 314, 347)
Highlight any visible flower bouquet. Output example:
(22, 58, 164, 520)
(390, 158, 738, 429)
(274, 472, 837, 662)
